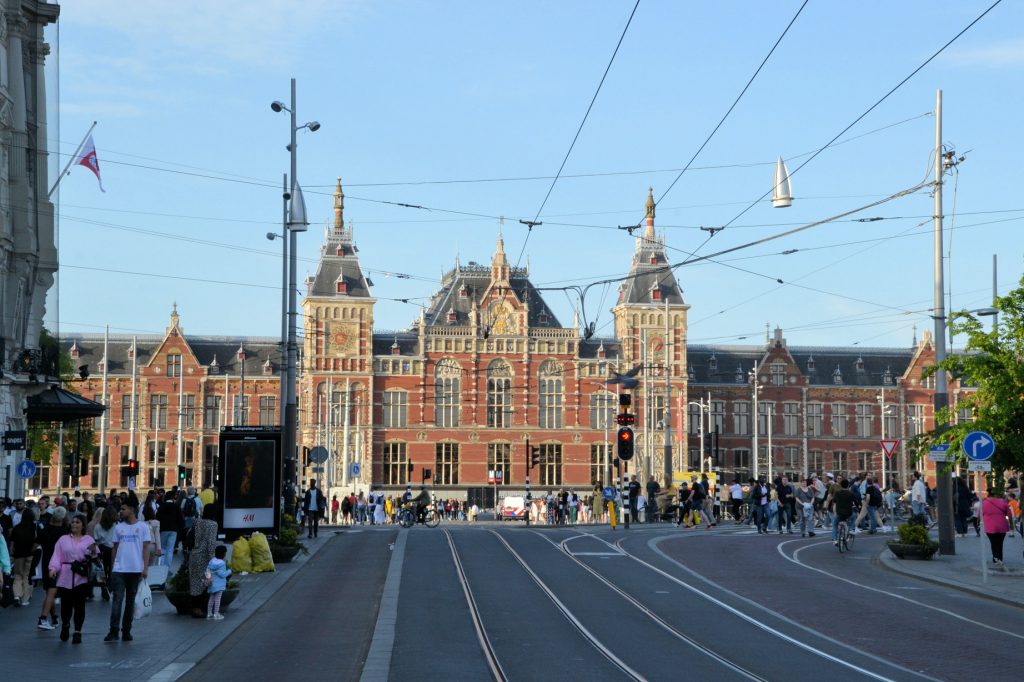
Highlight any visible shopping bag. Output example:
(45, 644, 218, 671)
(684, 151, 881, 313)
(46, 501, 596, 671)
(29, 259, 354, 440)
(134, 580, 153, 620)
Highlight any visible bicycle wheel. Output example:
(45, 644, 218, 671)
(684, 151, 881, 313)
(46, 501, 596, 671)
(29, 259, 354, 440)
(399, 510, 414, 529)
(838, 523, 847, 553)
(845, 528, 855, 550)
(423, 509, 441, 528)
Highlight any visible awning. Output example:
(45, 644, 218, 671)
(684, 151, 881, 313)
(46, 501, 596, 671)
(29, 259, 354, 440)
(26, 385, 106, 424)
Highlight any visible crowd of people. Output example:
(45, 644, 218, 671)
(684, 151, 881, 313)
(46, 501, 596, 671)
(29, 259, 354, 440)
(0, 482, 233, 641)
(300, 483, 481, 529)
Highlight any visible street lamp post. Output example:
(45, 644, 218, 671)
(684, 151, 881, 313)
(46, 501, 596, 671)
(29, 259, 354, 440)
(688, 399, 707, 473)
(271, 79, 319, 517)
(749, 362, 760, 481)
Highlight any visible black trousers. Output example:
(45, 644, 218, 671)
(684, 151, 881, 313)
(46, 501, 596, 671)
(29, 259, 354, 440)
(987, 532, 1006, 562)
(307, 511, 320, 536)
(59, 583, 90, 632)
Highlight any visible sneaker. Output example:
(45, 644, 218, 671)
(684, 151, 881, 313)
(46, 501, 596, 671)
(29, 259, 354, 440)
(213, 613, 224, 620)
(809, 532, 815, 537)
(37, 617, 55, 631)
(206, 614, 213, 620)
(834, 541, 839, 546)
(72, 632, 82, 644)
(104, 630, 119, 642)
(122, 632, 133, 642)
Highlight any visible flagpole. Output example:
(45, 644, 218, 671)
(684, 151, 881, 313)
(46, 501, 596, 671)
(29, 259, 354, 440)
(48, 120, 96, 198)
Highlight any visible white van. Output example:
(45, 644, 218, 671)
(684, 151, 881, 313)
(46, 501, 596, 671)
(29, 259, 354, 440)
(500, 496, 526, 521)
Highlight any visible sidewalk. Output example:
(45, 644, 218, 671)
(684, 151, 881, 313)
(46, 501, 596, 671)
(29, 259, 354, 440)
(0, 528, 339, 681)
(877, 530, 1024, 605)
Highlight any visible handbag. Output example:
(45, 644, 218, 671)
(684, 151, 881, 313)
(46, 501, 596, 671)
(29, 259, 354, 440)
(69, 559, 91, 578)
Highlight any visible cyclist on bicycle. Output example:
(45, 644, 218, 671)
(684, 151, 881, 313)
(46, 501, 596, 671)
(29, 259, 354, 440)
(826, 478, 856, 546)
(412, 486, 431, 523)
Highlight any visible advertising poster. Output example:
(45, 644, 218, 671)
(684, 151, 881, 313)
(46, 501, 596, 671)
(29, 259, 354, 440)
(219, 427, 281, 537)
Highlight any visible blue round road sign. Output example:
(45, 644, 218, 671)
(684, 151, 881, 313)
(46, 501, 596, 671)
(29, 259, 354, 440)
(602, 486, 616, 501)
(962, 431, 995, 461)
(17, 459, 37, 479)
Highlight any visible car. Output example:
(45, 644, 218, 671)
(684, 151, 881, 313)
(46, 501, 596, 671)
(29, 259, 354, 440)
(499, 496, 526, 521)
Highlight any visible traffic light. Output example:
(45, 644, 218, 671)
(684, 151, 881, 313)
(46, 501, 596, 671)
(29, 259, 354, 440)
(615, 412, 635, 426)
(122, 459, 139, 478)
(78, 456, 89, 478)
(177, 464, 187, 482)
(421, 467, 432, 483)
(529, 446, 541, 470)
(617, 426, 635, 461)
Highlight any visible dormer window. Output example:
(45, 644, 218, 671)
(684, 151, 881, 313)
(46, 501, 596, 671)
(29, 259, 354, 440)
(597, 343, 606, 360)
(649, 255, 657, 265)
(391, 339, 401, 356)
(98, 359, 106, 373)
(447, 308, 457, 323)
(709, 354, 717, 371)
(651, 286, 661, 301)
(883, 368, 893, 386)
(70, 341, 80, 359)
(336, 277, 348, 294)
(263, 358, 273, 375)
(458, 284, 468, 298)
(807, 355, 815, 371)
(687, 364, 695, 381)
(209, 355, 219, 375)
(735, 365, 745, 383)
(236, 345, 245, 363)
(855, 356, 865, 372)
(538, 311, 549, 324)
(833, 366, 843, 385)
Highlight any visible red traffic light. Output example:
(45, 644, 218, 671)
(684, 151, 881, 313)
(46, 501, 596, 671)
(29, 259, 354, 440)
(615, 412, 635, 426)
(616, 426, 635, 461)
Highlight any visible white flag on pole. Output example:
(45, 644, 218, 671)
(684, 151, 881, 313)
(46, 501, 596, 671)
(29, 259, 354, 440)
(75, 134, 105, 192)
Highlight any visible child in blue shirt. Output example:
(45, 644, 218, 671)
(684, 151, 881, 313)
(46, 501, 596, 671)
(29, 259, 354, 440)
(206, 545, 232, 620)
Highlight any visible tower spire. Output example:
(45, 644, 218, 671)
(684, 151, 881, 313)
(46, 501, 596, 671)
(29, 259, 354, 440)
(644, 186, 656, 241)
(333, 177, 345, 233)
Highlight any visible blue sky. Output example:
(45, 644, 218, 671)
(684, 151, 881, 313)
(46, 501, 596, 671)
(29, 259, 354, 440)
(44, 0, 1023, 350)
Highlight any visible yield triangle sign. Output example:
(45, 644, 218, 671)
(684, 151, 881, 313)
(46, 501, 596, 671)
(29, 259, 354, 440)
(880, 439, 900, 458)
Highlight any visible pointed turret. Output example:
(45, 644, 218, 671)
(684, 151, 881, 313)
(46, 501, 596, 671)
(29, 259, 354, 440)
(168, 302, 182, 335)
(333, 177, 345, 233)
(491, 234, 510, 285)
(644, 186, 656, 241)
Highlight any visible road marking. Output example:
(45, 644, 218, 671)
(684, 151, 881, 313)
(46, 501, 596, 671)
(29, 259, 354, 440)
(779, 539, 1024, 641)
(490, 530, 646, 681)
(360, 530, 407, 682)
(570, 551, 626, 556)
(600, 532, 935, 682)
(445, 530, 508, 682)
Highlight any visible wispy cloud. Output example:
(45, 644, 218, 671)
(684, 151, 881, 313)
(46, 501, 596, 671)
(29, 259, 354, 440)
(945, 39, 1024, 68)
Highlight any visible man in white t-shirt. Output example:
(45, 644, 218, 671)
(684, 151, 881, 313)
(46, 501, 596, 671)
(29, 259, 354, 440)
(729, 478, 745, 524)
(106, 504, 151, 642)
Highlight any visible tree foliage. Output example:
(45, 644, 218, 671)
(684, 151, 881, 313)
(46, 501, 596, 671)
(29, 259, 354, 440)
(911, 276, 1024, 477)
(26, 328, 97, 467)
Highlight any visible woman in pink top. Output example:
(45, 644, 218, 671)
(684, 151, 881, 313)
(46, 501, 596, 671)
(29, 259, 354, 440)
(48, 513, 99, 643)
(981, 489, 1012, 566)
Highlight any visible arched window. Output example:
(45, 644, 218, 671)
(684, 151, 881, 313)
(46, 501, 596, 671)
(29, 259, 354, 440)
(486, 360, 512, 428)
(435, 358, 460, 427)
(538, 359, 562, 429)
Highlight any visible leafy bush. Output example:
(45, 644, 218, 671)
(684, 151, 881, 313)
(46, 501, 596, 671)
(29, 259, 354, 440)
(278, 528, 299, 547)
(897, 523, 934, 546)
(168, 563, 190, 592)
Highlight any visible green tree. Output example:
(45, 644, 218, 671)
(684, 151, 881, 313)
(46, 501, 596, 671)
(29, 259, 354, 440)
(26, 328, 98, 473)
(910, 276, 1024, 478)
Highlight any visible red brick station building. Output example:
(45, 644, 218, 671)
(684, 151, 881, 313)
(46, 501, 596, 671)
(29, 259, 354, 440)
(49, 183, 969, 502)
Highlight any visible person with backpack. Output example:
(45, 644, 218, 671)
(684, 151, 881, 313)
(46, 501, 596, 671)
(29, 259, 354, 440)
(853, 476, 883, 534)
(180, 487, 203, 534)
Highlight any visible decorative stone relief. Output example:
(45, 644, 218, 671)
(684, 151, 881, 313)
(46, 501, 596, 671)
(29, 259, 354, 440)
(416, 431, 426, 441)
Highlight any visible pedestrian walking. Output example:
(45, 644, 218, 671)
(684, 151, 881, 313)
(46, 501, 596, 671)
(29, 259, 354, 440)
(92, 504, 118, 600)
(188, 505, 219, 618)
(37, 505, 69, 631)
(206, 545, 232, 620)
(156, 490, 183, 569)
(796, 478, 816, 537)
(982, 488, 1012, 566)
(331, 495, 340, 525)
(302, 480, 326, 538)
(105, 503, 152, 642)
(9, 508, 36, 607)
(48, 513, 98, 643)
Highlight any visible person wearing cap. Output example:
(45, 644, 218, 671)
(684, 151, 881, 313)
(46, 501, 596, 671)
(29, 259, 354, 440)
(36, 505, 69, 631)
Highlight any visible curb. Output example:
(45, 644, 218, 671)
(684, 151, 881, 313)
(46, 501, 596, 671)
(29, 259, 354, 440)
(874, 547, 1024, 610)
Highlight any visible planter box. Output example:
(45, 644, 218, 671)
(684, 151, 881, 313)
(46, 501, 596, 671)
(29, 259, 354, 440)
(164, 589, 239, 616)
(270, 544, 301, 564)
(887, 542, 939, 560)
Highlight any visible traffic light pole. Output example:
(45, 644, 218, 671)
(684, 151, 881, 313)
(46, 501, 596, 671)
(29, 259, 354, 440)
(524, 438, 531, 527)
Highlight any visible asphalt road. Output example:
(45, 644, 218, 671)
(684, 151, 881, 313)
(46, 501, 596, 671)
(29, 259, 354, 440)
(183, 523, 1023, 681)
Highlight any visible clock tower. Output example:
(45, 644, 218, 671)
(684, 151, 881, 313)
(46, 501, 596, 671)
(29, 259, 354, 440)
(301, 177, 375, 487)
(612, 188, 691, 480)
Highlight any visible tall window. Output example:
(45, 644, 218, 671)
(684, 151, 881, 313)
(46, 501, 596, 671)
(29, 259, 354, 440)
(383, 391, 408, 428)
(487, 360, 512, 428)
(167, 353, 182, 377)
(807, 403, 823, 437)
(435, 442, 459, 485)
(204, 395, 221, 430)
(855, 404, 873, 437)
(710, 400, 726, 433)
(921, 366, 936, 389)
(770, 362, 785, 386)
(783, 402, 800, 436)
(688, 402, 702, 435)
(733, 448, 751, 470)
(649, 393, 666, 427)
(383, 442, 408, 485)
(733, 401, 750, 436)
(832, 451, 849, 476)
(855, 452, 871, 472)
(232, 395, 249, 426)
(539, 443, 562, 486)
(758, 402, 773, 436)
(538, 360, 562, 429)
(183, 441, 194, 464)
(487, 442, 512, 485)
(884, 408, 898, 438)
(809, 450, 824, 475)
(203, 444, 218, 486)
(92, 394, 106, 430)
(783, 446, 800, 471)
(590, 392, 615, 430)
(121, 394, 132, 429)
(831, 403, 847, 437)
(434, 359, 460, 427)
(907, 404, 925, 436)
(259, 396, 276, 426)
(590, 443, 610, 485)
(182, 394, 196, 428)
(149, 394, 168, 429)
(149, 440, 167, 465)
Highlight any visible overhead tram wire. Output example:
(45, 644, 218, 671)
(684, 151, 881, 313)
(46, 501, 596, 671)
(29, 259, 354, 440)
(715, 0, 1003, 234)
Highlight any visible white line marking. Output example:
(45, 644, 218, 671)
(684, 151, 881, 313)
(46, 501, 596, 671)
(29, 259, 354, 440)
(779, 539, 1024, 641)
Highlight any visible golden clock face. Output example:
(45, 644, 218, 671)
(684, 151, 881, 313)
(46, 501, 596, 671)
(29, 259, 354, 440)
(329, 322, 357, 356)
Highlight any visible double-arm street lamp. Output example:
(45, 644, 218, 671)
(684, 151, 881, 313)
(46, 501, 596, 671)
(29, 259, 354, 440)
(270, 79, 319, 515)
